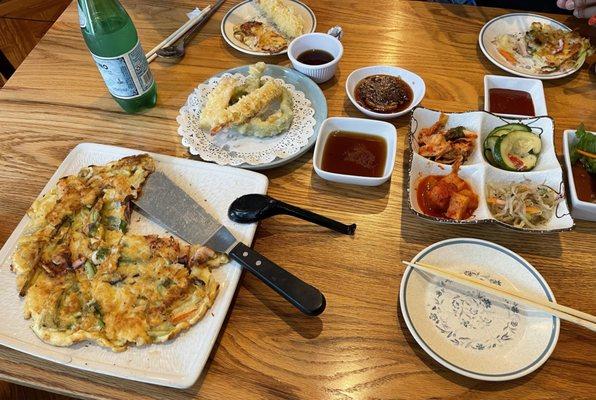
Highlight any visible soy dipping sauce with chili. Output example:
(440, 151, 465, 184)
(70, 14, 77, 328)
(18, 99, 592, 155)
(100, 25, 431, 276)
(354, 74, 413, 114)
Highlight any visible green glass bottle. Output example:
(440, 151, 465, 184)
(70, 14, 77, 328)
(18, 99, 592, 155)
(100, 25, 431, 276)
(77, 0, 157, 113)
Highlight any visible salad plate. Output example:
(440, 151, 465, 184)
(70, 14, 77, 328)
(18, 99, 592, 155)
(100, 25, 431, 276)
(478, 13, 591, 80)
(407, 107, 574, 232)
(400, 238, 559, 381)
(178, 64, 327, 170)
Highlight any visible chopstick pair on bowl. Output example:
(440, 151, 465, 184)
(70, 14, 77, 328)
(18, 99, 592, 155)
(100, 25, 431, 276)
(145, 1, 224, 63)
(402, 260, 596, 332)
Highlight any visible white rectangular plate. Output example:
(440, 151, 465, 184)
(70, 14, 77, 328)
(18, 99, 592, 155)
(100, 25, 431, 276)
(0, 143, 268, 388)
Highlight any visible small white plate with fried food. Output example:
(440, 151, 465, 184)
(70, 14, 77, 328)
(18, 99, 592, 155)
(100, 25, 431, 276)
(178, 63, 326, 169)
(221, 0, 316, 56)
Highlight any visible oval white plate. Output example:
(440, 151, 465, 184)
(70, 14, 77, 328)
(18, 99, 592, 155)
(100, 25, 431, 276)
(400, 238, 559, 381)
(221, 0, 316, 56)
(478, 13, 583, 80)
(345, 66, 425, 120)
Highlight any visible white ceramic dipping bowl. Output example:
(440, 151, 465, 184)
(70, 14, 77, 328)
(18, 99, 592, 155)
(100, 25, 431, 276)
(346, 66, 426, 120)
(484, 74, 547, 118)
(313, 117, 397, 186)
(563, 129, 596, 221)
(288, 33, 343, 83)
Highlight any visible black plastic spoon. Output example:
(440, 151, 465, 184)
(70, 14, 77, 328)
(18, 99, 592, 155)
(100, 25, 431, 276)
(228, 194, 356, 235)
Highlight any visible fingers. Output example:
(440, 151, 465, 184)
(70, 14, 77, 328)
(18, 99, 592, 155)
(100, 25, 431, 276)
(572, 0, 596, 8)
(556, 0, 567, 8)
(575, 5, 596, 17)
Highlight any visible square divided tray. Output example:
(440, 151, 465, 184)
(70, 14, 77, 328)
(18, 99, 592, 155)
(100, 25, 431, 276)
(407, 107, 574, 232)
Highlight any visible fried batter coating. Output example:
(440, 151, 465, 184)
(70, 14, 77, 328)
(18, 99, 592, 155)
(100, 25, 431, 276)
(211, 80, 284, 133)
(198, 62, 293, 137)
(237, 87, 294, 137)
(198, 76, 238, 131)
(254, 0, 304, 38)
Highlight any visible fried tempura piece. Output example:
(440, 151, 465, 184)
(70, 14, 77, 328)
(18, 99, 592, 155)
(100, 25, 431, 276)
(254, 0, 304, 38)
(199, 76, 238, 130)
(237, 86, 293, 137)
(211, 80, 283, 133)
(231, 62, 266, 101)
(244, 62, 266, 92)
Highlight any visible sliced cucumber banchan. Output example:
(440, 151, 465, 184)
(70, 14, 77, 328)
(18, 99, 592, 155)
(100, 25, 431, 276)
(483, 123, 541, 171)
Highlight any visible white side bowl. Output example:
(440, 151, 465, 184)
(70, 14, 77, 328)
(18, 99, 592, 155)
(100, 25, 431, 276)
(563, 129, 596, 221)
(484, 75, 547, 118)
(288, 33, 343, 83)
(313, 117, 397, 186)
(346, 66, 425, 120)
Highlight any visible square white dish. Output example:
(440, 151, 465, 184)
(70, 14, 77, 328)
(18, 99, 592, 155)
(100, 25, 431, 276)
(313, 117, 397, 186)
(408, 107, 574, 232)
(0, 143, 269, 388)
(483, 75, 547, 118)
(563, 129, 596, 221)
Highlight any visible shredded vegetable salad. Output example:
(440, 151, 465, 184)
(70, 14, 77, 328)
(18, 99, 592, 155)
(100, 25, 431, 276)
(487, 183, 561, 228)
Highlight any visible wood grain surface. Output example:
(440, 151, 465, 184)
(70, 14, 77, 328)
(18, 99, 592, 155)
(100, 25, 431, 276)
(0, 17, 53, 68)
(0, 1, 594, 399)
(0, 0, 71, 20)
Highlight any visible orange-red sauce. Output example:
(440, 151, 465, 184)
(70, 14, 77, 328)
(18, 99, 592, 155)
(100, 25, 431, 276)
(489, 88, 535, 116)
(321, 131, 387, 177)
(572, 162, 596, 203)
(417, 175, 477, 220)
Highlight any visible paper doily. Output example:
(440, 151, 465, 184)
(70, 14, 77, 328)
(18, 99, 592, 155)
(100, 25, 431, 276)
(177, 73, 316, 166)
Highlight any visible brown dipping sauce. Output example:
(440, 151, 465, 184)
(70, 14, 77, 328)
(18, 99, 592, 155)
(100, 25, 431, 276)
(297, 49, 334, 65)
(321, 131, 387, 177)
(571, 162, 596, 203)
(354, 74, 413, 114)
(489, 88, 535, 116)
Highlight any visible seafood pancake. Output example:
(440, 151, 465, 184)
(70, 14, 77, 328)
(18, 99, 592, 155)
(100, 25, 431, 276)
(11, 155, 228, 351)
(233, 21, 288, 53)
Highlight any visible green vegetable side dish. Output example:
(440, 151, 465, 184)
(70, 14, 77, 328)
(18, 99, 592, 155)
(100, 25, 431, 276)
(570, 124, 596, 174)
(483, 123, 541, 171)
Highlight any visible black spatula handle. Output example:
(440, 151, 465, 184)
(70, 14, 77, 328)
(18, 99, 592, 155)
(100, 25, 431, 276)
(229, 242, 326, 316)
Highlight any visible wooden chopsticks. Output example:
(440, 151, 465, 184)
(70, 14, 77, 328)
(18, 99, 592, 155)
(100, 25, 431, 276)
(402, 260, 596, 332)
(145, 5, 213, 63)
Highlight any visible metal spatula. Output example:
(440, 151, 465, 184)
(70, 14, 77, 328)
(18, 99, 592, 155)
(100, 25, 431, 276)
(132, 172, 326, 316)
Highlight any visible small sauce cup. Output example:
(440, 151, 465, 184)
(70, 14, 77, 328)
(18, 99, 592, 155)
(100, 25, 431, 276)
(313, 117, 397, 186)
(288, 33, 343, 83)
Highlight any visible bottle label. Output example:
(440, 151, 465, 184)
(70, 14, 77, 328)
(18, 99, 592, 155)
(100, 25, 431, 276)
(91, 41, 154, 99)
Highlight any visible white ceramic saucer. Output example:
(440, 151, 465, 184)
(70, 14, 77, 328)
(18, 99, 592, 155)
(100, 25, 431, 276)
(400, 238, 559, 381)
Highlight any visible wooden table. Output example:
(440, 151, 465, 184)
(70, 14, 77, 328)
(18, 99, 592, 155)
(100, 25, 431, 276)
(0, 1, 594, 399)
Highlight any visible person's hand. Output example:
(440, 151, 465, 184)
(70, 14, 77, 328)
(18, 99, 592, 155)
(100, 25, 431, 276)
(557, 0, 596, 19)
